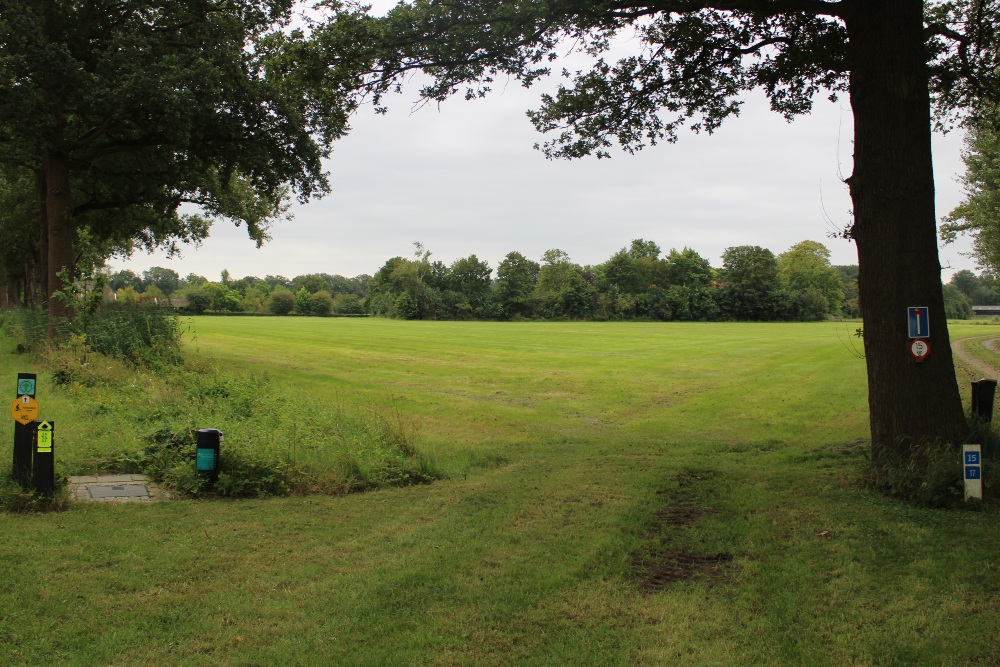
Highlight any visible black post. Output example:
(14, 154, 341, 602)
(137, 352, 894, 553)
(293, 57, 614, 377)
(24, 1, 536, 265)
(971, 379, 998, 423)
(12, 373, 37, 489)
(31, 420, 54, 496)
(196, 428, 221, 484)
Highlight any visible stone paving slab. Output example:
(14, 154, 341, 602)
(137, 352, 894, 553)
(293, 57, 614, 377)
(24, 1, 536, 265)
(67, 474, 169, 503)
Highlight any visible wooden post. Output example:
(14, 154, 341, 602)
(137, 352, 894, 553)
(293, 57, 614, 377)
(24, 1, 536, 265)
(11, 373, 37, 489)
(31, 421, 54, 496)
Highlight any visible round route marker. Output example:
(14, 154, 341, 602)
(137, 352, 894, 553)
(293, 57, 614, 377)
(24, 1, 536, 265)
(909, 338, 930, 361)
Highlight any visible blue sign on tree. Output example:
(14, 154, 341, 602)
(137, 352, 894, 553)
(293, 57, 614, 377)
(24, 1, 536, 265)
(908, 307, 929, 338)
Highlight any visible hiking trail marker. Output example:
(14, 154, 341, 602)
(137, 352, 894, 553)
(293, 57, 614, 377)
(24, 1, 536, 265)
(11, 395, 39, 425)
(31, 420, 54, 495)
(963, 444, 983, 501)
(11, 372, 37, 488)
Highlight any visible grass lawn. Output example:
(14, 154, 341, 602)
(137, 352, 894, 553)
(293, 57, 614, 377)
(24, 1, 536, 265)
(1, 317, 998, 665)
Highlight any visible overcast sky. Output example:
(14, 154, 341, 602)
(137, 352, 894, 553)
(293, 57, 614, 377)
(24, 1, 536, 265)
(111, 10, 975, 283)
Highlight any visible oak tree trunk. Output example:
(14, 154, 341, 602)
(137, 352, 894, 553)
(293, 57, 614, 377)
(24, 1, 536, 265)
(846, 0, 968, 460)
(44, 153, 74, 338)
(37, 169, 48, 306)
(0, 271, 10, 308)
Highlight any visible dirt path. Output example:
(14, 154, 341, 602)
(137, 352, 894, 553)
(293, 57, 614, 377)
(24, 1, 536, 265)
(951, 336, 1000, 378)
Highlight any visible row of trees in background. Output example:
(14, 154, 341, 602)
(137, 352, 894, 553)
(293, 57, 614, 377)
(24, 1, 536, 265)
(368, 240, 855, 322)
(942, 269, 1000, 318)
(109, 268, 369, 317)
(100, 242, 1000, 323)
(109, 239, 868, 322)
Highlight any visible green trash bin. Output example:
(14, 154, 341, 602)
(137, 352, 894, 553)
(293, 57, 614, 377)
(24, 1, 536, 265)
(196, 428, 222, 484)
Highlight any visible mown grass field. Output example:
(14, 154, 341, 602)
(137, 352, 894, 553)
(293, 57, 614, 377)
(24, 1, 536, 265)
(1, 317, 998, 666)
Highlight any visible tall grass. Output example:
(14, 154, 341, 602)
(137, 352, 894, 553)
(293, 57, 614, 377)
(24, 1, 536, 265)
(28, 352, 439, 497)
(0, 301, 183, 368)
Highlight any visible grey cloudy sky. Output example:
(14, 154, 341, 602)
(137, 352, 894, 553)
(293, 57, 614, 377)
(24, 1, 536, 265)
(111, 10, 975, 283)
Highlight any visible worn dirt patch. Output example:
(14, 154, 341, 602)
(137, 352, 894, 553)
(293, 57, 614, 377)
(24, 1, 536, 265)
(635, 469, 734, 591)
(655, 504, 712, 526)
(638, 551, 734, 591)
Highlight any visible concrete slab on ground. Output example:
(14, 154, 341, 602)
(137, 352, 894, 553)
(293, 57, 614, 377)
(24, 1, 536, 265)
(67, 474, 168, 503)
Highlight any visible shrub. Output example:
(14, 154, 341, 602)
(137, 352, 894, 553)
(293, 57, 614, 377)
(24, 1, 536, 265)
(80, 302, 183, 368)
(394, 292, 420, 319)
(332, 293, 366, 315)
(310, 290, 335, 316)
(0, 306, 48, 352)
(293, 287, 312, 314)
(182, 287, 213, 314)
(215, 451, 292, 498)
(267, 289, 295, 315)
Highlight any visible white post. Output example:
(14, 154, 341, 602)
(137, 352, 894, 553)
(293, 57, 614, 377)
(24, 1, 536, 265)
(963, 444, 983, 501)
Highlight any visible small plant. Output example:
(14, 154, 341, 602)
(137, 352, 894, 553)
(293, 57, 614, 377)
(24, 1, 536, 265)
(0, 477, 67, 513)
(162, 461, 207, 497)
(93, 427, 196, 480)
(966, 417, 1000, 459)
(1, 306, 49, 353)
(215, 451, 291, 498)
(866, 439, 972, 508)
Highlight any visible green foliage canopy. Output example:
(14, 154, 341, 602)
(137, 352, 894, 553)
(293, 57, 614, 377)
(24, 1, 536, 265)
(941, 111, 1000, 273)
(778, 240, 844, 316)
(0, 0, 369, 318)
(720, 245, 787, 321)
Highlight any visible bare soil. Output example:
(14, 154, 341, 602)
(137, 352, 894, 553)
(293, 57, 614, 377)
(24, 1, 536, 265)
(635, 470, 733, 591)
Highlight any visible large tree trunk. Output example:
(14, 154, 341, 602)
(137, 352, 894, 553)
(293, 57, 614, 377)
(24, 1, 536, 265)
(846, 0, 968, 461)
(0, 271, 9, 308)
(44, 153, 74, 338)
(37, 168, 48, 306)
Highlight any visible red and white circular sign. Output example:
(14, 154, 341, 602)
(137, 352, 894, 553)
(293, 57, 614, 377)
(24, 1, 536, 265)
(909, 338, 930, 361)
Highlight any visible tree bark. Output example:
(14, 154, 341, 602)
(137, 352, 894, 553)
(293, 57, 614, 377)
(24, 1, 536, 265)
(0, 271, 10, 308)
(44, 153, 74, 338)
(846, 0, 968, 460)
(37, 169, 48, 306)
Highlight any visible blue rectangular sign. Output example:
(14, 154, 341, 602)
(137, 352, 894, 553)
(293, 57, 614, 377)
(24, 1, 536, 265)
(966, 451, 981, 465)
(908, 307, 929, 338)
(966, 466, 981, 480)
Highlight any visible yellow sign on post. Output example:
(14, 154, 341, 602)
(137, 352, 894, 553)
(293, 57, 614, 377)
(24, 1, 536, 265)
(37, 421, 53, 453)
(11, 395, 39, 425)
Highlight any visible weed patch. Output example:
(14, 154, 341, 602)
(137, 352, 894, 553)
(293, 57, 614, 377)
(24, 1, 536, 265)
(44, 355, 441, 499)
(0, 478, 67, 513)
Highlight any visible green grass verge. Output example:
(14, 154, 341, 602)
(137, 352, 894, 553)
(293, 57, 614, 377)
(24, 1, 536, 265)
(0, 318, 996, 665)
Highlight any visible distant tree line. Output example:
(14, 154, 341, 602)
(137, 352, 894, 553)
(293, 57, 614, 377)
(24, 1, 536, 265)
(102, 239, 895, 321)
(108, 268, 370, 317)
(366, 240, 855, 322)
(941, 269, 1000, 319)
